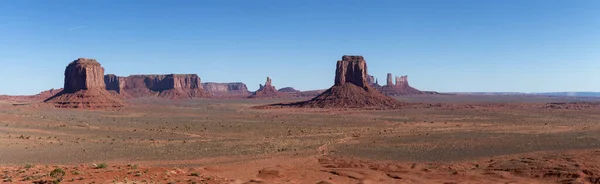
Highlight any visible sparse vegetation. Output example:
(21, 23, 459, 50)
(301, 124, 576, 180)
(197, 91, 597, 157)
(94, 163, 108, 169)
(49, 168, 66, 182)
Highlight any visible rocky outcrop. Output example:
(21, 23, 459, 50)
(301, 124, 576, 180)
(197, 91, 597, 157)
(37, 88, 63, 99)
(249, 77, 283, 98)
(45, 58, 125, 109)
(62, 58, 106, 93)
(334, 56, 369, 87)
(377, 73, 435, 95)
(106, 74, 211, 99)
(269, 56, 403, 109)
(0, 88, 63, 102)
(202, 82, 250, 97)
(367, 74, 381, 88)
(104, 74, 123, 94)
(278, 87, 300, 93)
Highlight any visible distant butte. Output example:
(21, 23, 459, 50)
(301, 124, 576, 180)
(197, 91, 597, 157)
(202, 82, 250, 97)
(249, 77, 284, 98)
(368, 73, 438, 96)
(44, 58, 125, 109)
(266, 55, 404, 109)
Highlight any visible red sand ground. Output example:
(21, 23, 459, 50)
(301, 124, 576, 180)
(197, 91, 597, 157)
(2, 96, 600, 183)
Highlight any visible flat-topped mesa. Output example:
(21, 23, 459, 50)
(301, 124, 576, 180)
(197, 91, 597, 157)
(202, 82, 250, 97)
(386, 73, 393, 87)
(106, 74, 210, 99)
(334, 55, 368, 88)
(45, 58, 125, 109)
(63, 58, 106, 93)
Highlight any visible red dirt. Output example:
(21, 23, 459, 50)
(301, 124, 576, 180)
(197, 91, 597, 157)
(44, 89, 125, 109)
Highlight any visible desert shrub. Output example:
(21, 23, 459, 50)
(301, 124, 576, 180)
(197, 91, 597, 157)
(49, 168, 66, 181)
(95, 163, 108, 169)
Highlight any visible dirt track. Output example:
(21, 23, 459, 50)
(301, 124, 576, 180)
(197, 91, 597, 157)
(1, 96, 600, 183)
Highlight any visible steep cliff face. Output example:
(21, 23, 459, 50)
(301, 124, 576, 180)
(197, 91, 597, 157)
(104, 74, 121, 93)
(45, 58, 125, 109)
(202, 82, 250, 97)
(334, 56, 368, 88)
(106, 74, 210, 99)
(63, 58, 106, 93)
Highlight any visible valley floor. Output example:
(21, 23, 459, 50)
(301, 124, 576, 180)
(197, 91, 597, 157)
(1, 96, 599, 183)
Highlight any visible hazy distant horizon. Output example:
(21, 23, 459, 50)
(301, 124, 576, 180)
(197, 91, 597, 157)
(1, 1, 599, 95)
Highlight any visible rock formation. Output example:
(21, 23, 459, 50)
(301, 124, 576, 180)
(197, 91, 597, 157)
(105, 74, 211, 99)
(386, 73, 393, 86)
(377, 73, 435, 95)
(0, 88, 63, 102)
(249, 77, 282, 98)
(270, 55, 403, 109)
(37, 88, 63, 99)
(202, 82, 250, 97)
(367, 74, 381, 88)
(278, 87, 300, 93)
(44, 58, 125, 108)
(104, 74, 124, 94)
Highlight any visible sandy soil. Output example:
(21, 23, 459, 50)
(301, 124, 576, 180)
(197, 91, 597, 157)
(1, 96, 600, 183)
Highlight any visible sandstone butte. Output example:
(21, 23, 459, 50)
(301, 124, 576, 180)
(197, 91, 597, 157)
(377, 73, 428, 95)
(44, 58, 125, 109)
(248, 77, 284, 98)
(269, 55, 404, 109)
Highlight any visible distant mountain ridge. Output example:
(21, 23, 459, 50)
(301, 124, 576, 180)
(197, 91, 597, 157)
(451, 92, 600, 97)
(531, 92, 600, 97)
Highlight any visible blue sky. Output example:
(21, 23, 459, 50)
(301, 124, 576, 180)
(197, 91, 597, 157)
(1, 0, 599, 95)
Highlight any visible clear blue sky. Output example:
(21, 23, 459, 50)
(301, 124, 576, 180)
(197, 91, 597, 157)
(1, 0, 599, 95)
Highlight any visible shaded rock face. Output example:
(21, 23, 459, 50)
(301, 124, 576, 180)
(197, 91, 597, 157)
(106, 74, 210, 99)
(45, 58, 125, 109)
(63, 58, 106, 93)
(386, 73, 393, 87)
(366, 74, 380, 88)
(202, 82, 250, 97)
(334, 56, 368, 88)
(268, 55, 403, 109)
(249, 77, 282, 98)
(104, 74, 122, 93)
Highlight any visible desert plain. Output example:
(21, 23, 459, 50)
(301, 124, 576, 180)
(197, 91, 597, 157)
(1, 95, 600, 184)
